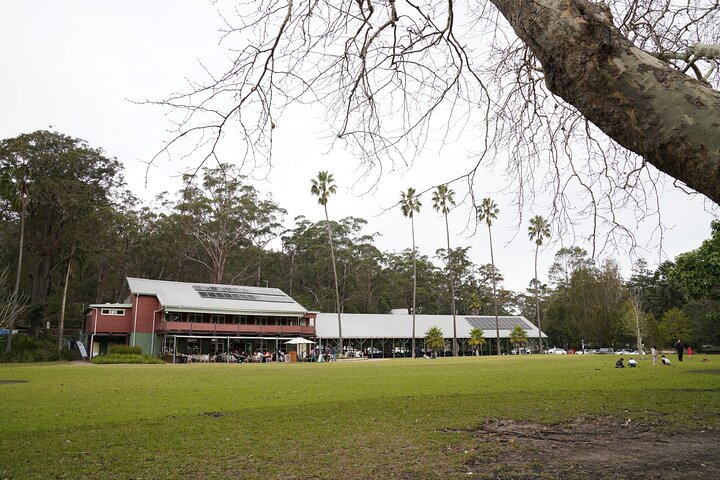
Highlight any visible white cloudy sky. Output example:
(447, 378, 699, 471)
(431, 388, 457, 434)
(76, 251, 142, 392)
(1, 1, 717, 292)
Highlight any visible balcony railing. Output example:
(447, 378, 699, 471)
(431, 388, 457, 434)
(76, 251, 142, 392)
(159, 321, 314, 336)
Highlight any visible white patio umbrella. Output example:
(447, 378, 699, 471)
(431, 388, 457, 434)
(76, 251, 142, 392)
(284, 337, 315, 345)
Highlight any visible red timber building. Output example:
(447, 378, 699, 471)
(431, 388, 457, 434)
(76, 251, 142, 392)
(84, 277, 315, 358)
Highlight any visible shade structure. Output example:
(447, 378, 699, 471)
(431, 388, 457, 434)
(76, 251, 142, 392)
(284, 337, 315, 345)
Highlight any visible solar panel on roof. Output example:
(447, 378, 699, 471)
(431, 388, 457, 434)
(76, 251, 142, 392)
(464, 316, 529, 330)
(193, 285, 295, 303)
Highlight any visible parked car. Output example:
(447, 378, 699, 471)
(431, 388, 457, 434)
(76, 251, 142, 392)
(545, 347, 567, 354)
(597, 348, 614, 354)
(615, 349, 634, 355)
(511, 347, 533, 355)
(576, 349, 596, 354)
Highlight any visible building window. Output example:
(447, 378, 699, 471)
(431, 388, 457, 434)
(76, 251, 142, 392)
(232, 316, 247, 325)
(257, 316, 267, 325)
(165, 313, 180, 322)
(211, 315, 225, 324)
(188, 313, 203, 323)
(101, 308, 124, 316)
(187, 338, 200, 355)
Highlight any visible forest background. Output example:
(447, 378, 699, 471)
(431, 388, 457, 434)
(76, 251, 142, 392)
(1, 130, 719, 353)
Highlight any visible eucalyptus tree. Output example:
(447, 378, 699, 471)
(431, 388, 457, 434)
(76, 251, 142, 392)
(432, 184, 458, 355)
(282, 216, 383, 313)
(529, 215, 551, 352)
(175, 164, 285, 284)
(383, 249, 445, 316)
(0, 131, 122, 303)
(311, 171, 343, 349)
(621, 291, 653, 354)
(476, 197, 501, 355)
(400, 187, 421, 358)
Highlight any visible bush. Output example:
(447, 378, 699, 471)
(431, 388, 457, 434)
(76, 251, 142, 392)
(109, 345, 142, 355)
(0, 334, 72, 362)
(91, 354, 163, 365)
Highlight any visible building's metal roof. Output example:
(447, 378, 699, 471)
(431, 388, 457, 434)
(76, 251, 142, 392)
(315, 313, 546, 339)
(126, 277, 307, 316)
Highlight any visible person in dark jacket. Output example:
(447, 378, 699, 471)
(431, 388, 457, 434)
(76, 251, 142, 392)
(675, 339, 685, 362)
(615, 357, 624, 368)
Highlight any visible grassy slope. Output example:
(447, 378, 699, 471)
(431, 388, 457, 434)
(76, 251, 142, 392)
(1, 355, 718, 479)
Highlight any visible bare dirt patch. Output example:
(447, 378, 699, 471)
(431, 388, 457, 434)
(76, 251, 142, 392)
(0, 380, 28, 385)
(463, 417, 719, 479)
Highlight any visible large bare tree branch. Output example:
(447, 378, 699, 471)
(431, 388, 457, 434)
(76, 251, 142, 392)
(492, 0, 720, 204)
(151, 0, 720, 254)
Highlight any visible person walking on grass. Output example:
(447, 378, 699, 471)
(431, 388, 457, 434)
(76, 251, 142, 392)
(675, 339, 685, 362)
(651, 346, 658, 366)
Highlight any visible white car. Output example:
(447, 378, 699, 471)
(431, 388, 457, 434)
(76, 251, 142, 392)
(545, 347, 567, 354)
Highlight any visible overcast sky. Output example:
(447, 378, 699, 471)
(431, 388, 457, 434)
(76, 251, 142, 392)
(2, 1, 717, 292)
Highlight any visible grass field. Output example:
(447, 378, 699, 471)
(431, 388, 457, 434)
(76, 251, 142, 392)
(1, 354, 718, 479)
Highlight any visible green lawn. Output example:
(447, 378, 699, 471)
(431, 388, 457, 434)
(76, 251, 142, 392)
(1, 355, 717, 479)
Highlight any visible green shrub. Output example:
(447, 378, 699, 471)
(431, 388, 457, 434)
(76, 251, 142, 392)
(108, 345, 142, 355)
(91, 354, 163, 364)
(14, 334, 41, 351)
(0, 334, 72, 362)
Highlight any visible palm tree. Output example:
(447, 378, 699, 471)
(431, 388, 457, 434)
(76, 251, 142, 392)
(509, 325, 529, 353)
(528, 215, 550, 353)
(424, 326, 445, 357)
(476, 197, 501, 355)
(400, 187, 421, 358)
(432, 184, 457, 355)
(468, 327, 486, 356)
(467, 292, 482, 315)
(310, 171, 342, 351)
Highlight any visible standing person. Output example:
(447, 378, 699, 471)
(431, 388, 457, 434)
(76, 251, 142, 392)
(675, 339, 685, 362)
(651, 346, 658, 366)
(687, 346, 694, 359)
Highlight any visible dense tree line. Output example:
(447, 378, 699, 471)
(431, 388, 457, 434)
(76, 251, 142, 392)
(1, 131, 719, 352)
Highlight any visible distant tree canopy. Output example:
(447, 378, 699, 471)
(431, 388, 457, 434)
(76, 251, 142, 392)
(1, 130, 719, 351)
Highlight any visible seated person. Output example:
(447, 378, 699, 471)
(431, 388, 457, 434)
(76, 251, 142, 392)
(615, 357, 624, 368)
(661, 355, 672, 366)
(628, 358, 638, 368)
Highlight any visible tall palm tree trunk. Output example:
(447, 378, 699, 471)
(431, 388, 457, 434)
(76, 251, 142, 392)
(488, 224, 500, 355)
(325, 205, 343, 351)
(534, 245, 542, 353)
(14, 199, 26, 295)
(6, 198, 27, 354)
(445, 214, 457, 356)
(411, 216, 417, 359)
(58, 255, 73, 352)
